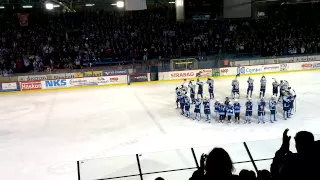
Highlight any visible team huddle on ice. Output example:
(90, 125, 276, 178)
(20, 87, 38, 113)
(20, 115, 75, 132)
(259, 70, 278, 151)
(175, 75, 297, 124)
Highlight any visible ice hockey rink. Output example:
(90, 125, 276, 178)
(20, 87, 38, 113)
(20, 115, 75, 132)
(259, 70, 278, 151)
(1, 70, 320, 180)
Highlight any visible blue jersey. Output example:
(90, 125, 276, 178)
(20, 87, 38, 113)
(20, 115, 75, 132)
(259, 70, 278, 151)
(247, 79, 254, 89)
(234, 103, 241, 113)
(204, 101, 210, 110)
(246, 102, 253, 111)
(269, 100, 276, 111)
(185, 98, 190, 107)
(197, 81, 203, 93)
(226, 105, 234, 115)
(177, 91, 184, 100)
(214, 102, 220, 112)
(195, 101, 201, 110)
(283, 96, 291, 108)
(219, 104, 226, 115)
(207, 79, 214, 90)
(272, 82, 279, 89)
(258, 103, 265, 112)
(260, 78, 267, 89)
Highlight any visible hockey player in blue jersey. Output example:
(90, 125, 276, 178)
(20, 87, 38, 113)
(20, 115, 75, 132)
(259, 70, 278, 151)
(232, 77, 240, 99)
(272, 79, 279, 97)
(226, 102, 234, 123)
(184, 95, 191, 118)
(245, 98, 253, 124)
(260, 76, 267, 98)
(283, 91, 291, 120)
(257, 98, 266, 124)
(234, 99, 241, 123)
(214, 100, 220, 121)
(197, 79, 204, 99)
(193, 97, 202, 121)
(176, 87, 181, 108)
(247, 77, 254, 98)
(278, 80, 289, 102)
(207, 78, 214, 99)
(269, 95, 277, 123)
(179, 92, 185, 115)
(219, 102, 226, 123)
(203, 97, 211, 122)
(188, 81, 196, 104)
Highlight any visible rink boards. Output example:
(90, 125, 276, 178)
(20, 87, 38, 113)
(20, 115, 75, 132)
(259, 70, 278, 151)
(1, 58, 320, 94)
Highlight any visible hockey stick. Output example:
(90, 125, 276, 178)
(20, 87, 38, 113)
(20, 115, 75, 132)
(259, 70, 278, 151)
(293, 89, 296, 112)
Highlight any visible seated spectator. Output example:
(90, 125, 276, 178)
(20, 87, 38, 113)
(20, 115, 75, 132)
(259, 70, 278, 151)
(271, 129, 319, 180)
(190, 147, 238, 180)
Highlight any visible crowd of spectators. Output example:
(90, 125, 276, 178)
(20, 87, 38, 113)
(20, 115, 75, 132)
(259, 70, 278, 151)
(1, 4, 320, 76)
(183, 129, 319, 180)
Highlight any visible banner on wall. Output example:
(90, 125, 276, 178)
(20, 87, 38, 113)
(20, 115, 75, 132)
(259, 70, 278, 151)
(129, 74, 148, 82)
(17, 13, 29, 26)
(280, 63, 289, 71)
(83, 71, 103, 77)
(21, 81, 42, 91)
(18, 75, 47, 81)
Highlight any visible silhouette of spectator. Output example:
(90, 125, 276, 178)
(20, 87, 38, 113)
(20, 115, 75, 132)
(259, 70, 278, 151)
(257, 170, 272, 180)
(271, 129, 317, 180)
(239, 169, 256, 180)
(190, 147, 238, 180)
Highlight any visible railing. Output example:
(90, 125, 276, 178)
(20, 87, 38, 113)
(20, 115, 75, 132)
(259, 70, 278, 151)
(77, 135, 320, 180)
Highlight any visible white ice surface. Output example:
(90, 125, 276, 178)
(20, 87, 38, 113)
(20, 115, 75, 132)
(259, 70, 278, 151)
(1, 71, 320, 180)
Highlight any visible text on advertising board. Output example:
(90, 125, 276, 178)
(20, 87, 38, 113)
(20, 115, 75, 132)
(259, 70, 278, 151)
(103, 70, 128, 76)
(238, 67, 262, 74)
(45, 80, 67, 87)
(220, 69, 229, 73)
(21, 81, 42, 90)
(129, 74, 148, 82)
(171, 72, 194, 78)
(302, 63, 312, 68)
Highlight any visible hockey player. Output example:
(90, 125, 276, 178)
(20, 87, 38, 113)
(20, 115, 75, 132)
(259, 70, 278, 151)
(245, 98, 253, 124)
(197, 79, 204, 99)
(214, 100, 220, 121)
(257, 98, 266, 124)
(224, 97, 230, 118)
(231, 77, 240, 99)
(181, 85, 188, 95)
(176, 87, 182, 108)
(193, 97, 202, 121)
(180, 91, 185, 115)
(203, 97, 211, 122)
(278, 80, 289, 102)
(184, 95, 191, 118)
(260, 76, 267, 98)
(207, 78, 214, 99)
(188, 81, 196, 104)
(247, 77, 254, 98)
(269, 95, 277, 123)
(234, 99, 241, 123)
(288, 88, 297, 116)
(272, 79, 279, 97)
(219, 102, 226, 123)
(283, 91, 291, 120)
(226, 102, 234, 123)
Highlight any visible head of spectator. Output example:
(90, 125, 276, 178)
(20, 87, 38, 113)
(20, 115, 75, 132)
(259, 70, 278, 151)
(294, 131, 314, 154)
(155, 177, 164, 180)
(239, 169, 256, 180)
(257, 170, 272, 180)
(205, 147, 235, 178)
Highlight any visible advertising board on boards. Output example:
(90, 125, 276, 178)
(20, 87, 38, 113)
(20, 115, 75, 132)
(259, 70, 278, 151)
(129, 74, 148, 82)
(0, 82, 19, 91)
(45, 79, 68, 88)
(21, 81, 42, 90)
